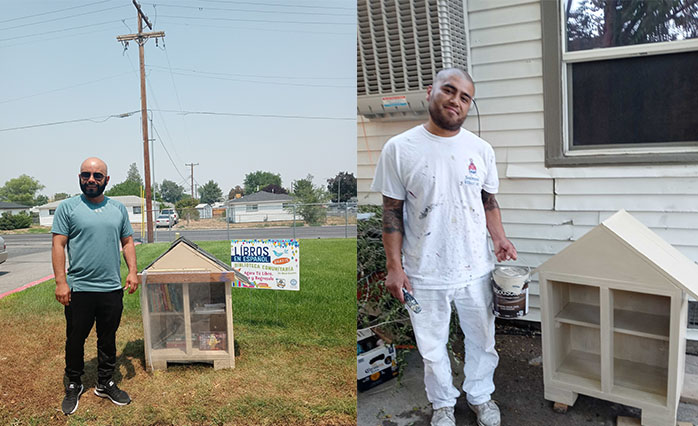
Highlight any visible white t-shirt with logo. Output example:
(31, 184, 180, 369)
(371, 125, 499, 289)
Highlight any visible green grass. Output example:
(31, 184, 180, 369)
(0, 238, 356, 425)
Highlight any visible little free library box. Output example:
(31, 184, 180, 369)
(137, 237, 249, 371)
(538, 210, 698, 426)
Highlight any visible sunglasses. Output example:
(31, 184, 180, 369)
(80, 172, 105, 180)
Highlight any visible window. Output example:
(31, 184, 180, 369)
(246, 204, 258, 212)
(282, 203, 292, 209)
(49, 209, 56, 216)
(542, 1, 698, 166)
(133, 206, 142, 214)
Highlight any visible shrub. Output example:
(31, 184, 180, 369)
(0, 211, 33, 230)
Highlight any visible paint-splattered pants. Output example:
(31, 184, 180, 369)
(408, 274, 499, 409)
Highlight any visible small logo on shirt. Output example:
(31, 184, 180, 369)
(465, 159, 480, 186)
(468, 159, 477, 174)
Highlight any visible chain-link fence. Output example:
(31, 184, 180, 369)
(132, 202, 357, 243)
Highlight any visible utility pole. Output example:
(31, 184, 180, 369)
(186, 163, 199, 197)
(116, 0, 164, 243)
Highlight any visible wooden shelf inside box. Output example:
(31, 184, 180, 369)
(614, 357, 668, 405)
(555, 349, 601, 391)
(613, 309, 669, 341)
(555, 302, 600, 328)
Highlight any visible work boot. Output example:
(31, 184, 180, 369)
(94, 379, 131, 405)
(468, 400, 501, 426)
(61, 382, 84, 415)
(431, 406, 456, 426)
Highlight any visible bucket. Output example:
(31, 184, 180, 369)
(492, 266, 530, 319)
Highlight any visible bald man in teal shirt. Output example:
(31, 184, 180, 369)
(52, 157, 138, 415)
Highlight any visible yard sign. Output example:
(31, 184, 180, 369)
(231, 239, 299, 290)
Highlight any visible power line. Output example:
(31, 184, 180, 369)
(156, 14, 353, 26)
(0, 24, 132, 49)
(0, 72, 133, 104)
(146, 64, 353, 81)
(197, 0, 354, 11)
(140, 3, 352, 17)
(0, 0, 114, 24)
(153, 109, 355, 121)
(155, 69, 354, 88)
(0, 19, 129, 42)
(158, 20, 352, 36)
(0, 111, 138, 132)
(0, 5, 130, 31)
(0, 109, 354, 133)
(151, 123, 188, 183)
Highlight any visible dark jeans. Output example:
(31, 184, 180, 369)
(64, 289, 123, 385)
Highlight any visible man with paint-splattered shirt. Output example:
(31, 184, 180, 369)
(371, 68, 517, 426)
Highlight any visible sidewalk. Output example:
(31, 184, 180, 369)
(358, 330, 698, 426)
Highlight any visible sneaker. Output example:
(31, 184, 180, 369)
(61, 382, 84, 415)
(94, 379, 131, 406)
(431, 406, 456, 426)
(468, 400, 501, 426)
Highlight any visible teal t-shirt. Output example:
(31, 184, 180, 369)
(51, 195, 134, 292)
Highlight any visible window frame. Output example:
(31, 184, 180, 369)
(542, 1, 698, 167)
(246, 204, 258, 212)
(133, 206, 142, 215)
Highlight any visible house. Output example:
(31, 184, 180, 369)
(226, 191, 294, 223)
(195, 203, 213, 219)
(36, 195, 158, 227)
(357, 0, 698, 344)
(0, 201, 30, 216)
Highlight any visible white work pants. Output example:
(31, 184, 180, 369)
(408, 274, 499, 409)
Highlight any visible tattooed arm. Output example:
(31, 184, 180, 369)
(481, 190, 517, 262)
(382, 195, 412, 303)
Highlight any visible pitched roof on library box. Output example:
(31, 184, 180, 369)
(538, 210, 698, 300)
(142, 237, 249, 285)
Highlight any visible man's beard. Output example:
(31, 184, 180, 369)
(428, 102, 467, 132)
(80, 181, 107, 198)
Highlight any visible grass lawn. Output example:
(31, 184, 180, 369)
(0, 239, 356, 425)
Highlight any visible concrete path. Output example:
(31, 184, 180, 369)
(358, 344, 698, 425)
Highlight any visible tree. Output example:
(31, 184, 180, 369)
(53, 192, 70, 201)
(34, 195, 49, 206)
(260, 184, 288, 194)
(0, 175, 45, 206)
(326, 172, 357, 202)
(291, 174, 330, 225)
(160, 179, 185, 204)
(198, 180, 223, 204)
(106, 162, 143, 197)
(228, 185, 244, 200)
(243, 171, 282, 194)
(175, 197, 200, 223)
(566, 0, 698, 51)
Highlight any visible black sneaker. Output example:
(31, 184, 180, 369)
(61, 382, 84, 415)
(94, 379, 131, 406)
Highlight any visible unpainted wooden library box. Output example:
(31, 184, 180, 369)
(137, 237, 248, 371)
(538, 210, 698, 426)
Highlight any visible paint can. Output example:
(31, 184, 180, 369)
(492, 266, 530, 319)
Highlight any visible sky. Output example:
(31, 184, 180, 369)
(0, 0, 356, 200)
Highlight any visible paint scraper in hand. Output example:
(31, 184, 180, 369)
(402, 288, 422, 314)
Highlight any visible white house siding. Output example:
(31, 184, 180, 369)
(358, 0, 698, 339)
(228, 203, 294, 223)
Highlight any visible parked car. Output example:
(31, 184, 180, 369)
(0, 236, 7, 264)
(156, 214, 173, 228)
(160, 209, 178, 224)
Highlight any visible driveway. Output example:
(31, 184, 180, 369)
(0, 234, 53, 296)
